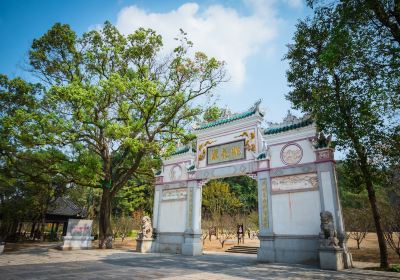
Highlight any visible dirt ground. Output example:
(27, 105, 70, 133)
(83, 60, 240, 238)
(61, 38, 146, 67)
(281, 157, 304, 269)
(202, 233, 400, 265)
(347, 233, 399, 264)
(4, 233, 399, 265)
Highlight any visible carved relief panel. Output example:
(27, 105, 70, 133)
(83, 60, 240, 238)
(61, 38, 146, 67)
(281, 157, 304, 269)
(162, 188, 187, 201)
(271, 173, 318, 193)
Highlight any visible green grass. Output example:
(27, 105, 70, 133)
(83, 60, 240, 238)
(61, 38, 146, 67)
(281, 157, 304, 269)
(127, 230, 138, 238)
(364, 264, 400, 273)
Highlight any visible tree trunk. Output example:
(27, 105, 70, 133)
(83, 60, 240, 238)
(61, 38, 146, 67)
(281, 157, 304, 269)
(40, 212, 46, 242)
(55, 223, 60, 240)
(332, 74, 389, 268)
(30, 222, 36, 239)
(359, 160, 389, 268)
(99, 188, 113, 249)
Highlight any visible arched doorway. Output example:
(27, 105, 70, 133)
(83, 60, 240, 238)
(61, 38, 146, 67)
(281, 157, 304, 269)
(151, 101, 350, 267)
(201, 176, 258, 253)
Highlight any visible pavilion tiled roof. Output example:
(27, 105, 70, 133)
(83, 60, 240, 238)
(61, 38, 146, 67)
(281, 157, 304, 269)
(47, 197, 86, 217)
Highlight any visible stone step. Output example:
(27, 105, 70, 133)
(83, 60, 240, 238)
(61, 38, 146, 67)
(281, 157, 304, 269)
(225, 245, 259, 254)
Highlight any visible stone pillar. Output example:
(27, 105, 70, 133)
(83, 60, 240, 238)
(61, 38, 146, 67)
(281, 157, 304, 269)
(152, 185, 163, 232)
(316, 149, 343, 233)
(316, 148, 352, 268)
(257, 168, 275, 262)
(182, 180, 202, 256)
(151, 185, 162, 253)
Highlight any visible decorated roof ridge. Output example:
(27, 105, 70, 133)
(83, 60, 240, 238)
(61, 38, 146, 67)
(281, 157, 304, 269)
(155, 170, 162, 176)
(256, 151, 267, 160)
(194, 100, 264, 131)
(169, 145, 195, 156)
(187, 164, 196, 172)
(264, 111, 313, 135)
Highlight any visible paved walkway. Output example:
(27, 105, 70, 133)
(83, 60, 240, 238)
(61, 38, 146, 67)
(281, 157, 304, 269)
(0, 247, 399, 279)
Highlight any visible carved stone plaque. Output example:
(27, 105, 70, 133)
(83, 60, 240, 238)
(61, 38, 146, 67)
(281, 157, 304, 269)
(271, 173, 318, 192)
(281, 143, 303, 165)
(162, 188, 187, 201)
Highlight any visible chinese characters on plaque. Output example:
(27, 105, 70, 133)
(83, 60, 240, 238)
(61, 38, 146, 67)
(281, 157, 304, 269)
(207, 140, 245, 165)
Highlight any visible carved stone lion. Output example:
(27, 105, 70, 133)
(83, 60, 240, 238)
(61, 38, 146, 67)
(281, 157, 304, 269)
(319, 211, 338, 247)
(138, 216, 153, 239)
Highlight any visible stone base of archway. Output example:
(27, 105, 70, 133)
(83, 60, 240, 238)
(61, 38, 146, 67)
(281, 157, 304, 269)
(154, 232, 202, 256)
(258, 234, 319, 265)
(182, 233, 203, 256)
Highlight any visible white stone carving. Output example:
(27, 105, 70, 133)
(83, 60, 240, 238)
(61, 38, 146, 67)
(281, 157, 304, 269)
(162, 188, 187, 201)
(138, 216, 153, 239)
(271, 173, 318, 192)
(281, 143, 303, 165)
(170, 165, 183, 181)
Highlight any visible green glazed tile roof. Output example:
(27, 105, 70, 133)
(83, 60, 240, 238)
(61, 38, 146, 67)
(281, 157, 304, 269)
(187, 164, 196, 172)
(256, 152, 267, 160)
(264, 118, 313, 135)
(195, 108, 260, 131)
(170, 146, 195, 156)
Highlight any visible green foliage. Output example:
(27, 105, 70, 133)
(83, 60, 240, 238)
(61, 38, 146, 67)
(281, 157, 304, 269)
(202, 180, 243, 220)
(1, 21, 226, 243)
(390, 265, 400, 273)
(203, 106, 224, 122)
(285, 7, 399, 155)
(222, 176, 258, 214)
(112, 179, 154, 216)
(308, 1, 400, 47)
(286, 1, 399, 266)
(27, 22, 225, 195)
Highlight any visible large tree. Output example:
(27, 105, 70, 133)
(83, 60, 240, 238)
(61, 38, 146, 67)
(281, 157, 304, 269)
(285, 4, 399, 268)
(26, 22, 225, 248)
(0, 75, 75, 240)
(308, 0, 400, 45)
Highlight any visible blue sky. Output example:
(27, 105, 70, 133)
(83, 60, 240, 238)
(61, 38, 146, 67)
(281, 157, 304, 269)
(0, 0, 310, 123)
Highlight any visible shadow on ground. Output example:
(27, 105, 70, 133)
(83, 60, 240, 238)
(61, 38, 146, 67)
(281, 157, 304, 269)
(1, 250, 399, 279)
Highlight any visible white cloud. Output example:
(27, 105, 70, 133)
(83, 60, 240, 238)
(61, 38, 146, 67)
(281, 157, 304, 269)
(116, 2, 278, 89)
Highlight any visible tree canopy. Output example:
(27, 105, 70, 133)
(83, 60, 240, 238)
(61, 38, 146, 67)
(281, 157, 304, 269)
(1, 22, 226, 247)
(285, 1, 399, 268)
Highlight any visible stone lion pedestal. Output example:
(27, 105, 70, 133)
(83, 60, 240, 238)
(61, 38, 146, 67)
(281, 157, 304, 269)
(319, 247, 344, 270)
(136, 238, 155, 253)
(136, 216, 155, 253)
(0, 242, 4, 254)
(318, 211, 351, 271)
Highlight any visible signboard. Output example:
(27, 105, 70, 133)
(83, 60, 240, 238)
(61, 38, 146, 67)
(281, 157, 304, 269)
(271, 173, 318, 192)
(162, 188, 187, 201)
(207, 140, 245, 165)
(65, 219, 93, 237)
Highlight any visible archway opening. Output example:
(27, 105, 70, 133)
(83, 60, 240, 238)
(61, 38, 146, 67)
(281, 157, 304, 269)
(201, 175, 259, 253)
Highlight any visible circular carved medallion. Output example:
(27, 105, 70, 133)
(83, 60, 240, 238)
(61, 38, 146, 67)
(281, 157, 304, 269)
(281, 143, 303, 165)
(170, 165, 183, 181)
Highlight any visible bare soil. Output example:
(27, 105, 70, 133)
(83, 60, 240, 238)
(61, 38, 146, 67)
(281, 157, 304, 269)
(347, 233, 399, 264)
(203, 233, 400, 265)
